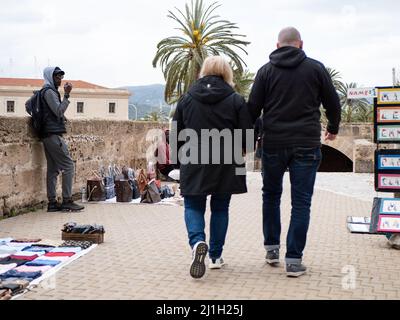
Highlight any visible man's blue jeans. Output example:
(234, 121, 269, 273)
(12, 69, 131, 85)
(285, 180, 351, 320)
(184, 195, 232, 260)
(262, 146, 321, 265)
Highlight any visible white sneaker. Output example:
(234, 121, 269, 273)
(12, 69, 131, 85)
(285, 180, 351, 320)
(190, 241, 208, 279)
(209, 257, 226, 269)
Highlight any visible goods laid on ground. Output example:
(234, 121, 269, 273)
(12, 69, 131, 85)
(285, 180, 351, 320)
(0, 234, 99, 299)
(61, 222, 105, 244)
(84, 164, 181, 206)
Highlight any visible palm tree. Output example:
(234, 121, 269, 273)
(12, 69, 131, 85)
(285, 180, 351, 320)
(233, 68, 254, 100)
(152, 0, 250, 104)
(326, 67, 346, 93)
(323, 68, 372, 123)
(320, 67, 346, 125)
(338, 82, 373, 123)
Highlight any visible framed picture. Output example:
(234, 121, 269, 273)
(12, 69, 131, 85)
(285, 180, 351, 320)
(375, 150, 400, 192)
(347, 223, 371, 234)
(374, 87, 400, 143)
(376, 125, 400, 143)
(377, 154, 400, 170)
(377, 174, 400, 191)
(377, 215, 400, 233)
(370, 197, 387, 234)
(347, 216, 371, 224)
(377, 107, 400, 123)
(379, 198, 400, 214)
(377, 88, 400, 105)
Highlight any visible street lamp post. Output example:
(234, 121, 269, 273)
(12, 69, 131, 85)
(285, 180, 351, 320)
(129, 104, 138, 121)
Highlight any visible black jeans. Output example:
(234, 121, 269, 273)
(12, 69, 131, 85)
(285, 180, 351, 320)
(262, 146, 322, 264)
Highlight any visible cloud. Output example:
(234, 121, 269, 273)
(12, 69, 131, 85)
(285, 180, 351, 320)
(0, 0, 399, 88)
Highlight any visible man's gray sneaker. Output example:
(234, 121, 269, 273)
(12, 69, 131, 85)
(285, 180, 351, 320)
(286, 264, 307, 277)
(265, 249, 279, 265)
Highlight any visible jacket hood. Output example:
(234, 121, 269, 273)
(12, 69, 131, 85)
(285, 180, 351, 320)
(43, 66, 57, 90)
(270, 46, 306, 68)
(188, 75, 234, 104)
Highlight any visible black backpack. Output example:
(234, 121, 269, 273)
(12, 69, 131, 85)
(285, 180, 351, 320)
(25, 88, 49, 138)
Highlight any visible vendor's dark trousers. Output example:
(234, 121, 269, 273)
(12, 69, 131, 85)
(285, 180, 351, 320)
(262, 146, 321, 265)
(42, 134, 74, 201)
(184, 194, 231, 260)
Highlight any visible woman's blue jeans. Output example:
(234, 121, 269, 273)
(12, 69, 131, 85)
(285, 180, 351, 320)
(184, 194, 232, 260)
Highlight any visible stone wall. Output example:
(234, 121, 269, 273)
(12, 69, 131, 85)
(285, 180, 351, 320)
(0, 117, 165, 217)
(336, 123, 374, 140)
(0, 118, 380, 216)
(323, 123, 375, 173)
(353, 139, 375, 173)
(337, 123, 375, 173)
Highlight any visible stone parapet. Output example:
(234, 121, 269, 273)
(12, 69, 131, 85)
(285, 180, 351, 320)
(0, 117, 165, 217)
(353, 139, 375, 173)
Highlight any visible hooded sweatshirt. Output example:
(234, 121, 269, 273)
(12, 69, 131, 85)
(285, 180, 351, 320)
(172, 75, 253, 195)
(39, 66, 70, 135)
(248, 46, 341, 148)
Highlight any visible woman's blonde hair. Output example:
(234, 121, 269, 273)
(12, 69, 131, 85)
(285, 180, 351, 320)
(199, 56, 235, 88)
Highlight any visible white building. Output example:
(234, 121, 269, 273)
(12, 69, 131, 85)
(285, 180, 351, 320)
(0, 78, 131, 120)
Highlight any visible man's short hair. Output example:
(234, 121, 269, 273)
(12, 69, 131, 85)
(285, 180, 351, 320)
(278, 27, 302, 47)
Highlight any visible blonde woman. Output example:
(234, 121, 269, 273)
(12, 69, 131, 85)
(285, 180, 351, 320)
(172, 56, 253, 279)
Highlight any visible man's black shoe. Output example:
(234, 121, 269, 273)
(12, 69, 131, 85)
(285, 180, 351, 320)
(61, 200, 84, 212)
(47, 201, 61, 212)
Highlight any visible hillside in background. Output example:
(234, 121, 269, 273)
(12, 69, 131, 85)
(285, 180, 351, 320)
(120, 84, 172, 120)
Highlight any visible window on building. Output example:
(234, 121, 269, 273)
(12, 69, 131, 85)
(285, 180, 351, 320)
(6, 101, 15, 113)
(109, 102, 116, 114)
(77, 102, 84, 114)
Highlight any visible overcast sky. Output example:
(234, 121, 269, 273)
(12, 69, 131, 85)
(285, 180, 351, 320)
(0, 0, 399, 89)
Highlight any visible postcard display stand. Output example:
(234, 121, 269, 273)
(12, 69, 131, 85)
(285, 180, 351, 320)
(370, 87, 400, 234)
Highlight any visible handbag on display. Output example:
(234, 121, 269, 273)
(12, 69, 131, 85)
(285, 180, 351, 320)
(100, 165, 116, 200)
(115, 179, 133, 203)
(122, 166, 136, 180)
(130, 179, 141, 199)
(87, 172, 106, 202)
(141, 180, 162, 204)
(111, 164, 125, 181)
(137, 169, 148, 195)
(122, 166, 140, 199)
(104, 176, 115, 199)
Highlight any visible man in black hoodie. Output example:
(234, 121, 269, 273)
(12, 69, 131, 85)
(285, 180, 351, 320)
(248, 27, 341, 277)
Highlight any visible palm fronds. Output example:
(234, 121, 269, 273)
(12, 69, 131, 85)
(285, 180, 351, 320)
(153, 0, 250, 104)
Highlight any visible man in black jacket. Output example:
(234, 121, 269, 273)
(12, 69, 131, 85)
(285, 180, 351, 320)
(26, 67, 84, 212)
(248, 27, 341, 277)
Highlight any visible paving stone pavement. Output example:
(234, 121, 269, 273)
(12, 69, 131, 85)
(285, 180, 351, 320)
(1, 172, 400, 300)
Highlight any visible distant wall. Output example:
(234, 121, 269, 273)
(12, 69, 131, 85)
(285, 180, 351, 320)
(0, 117, 165, 217)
